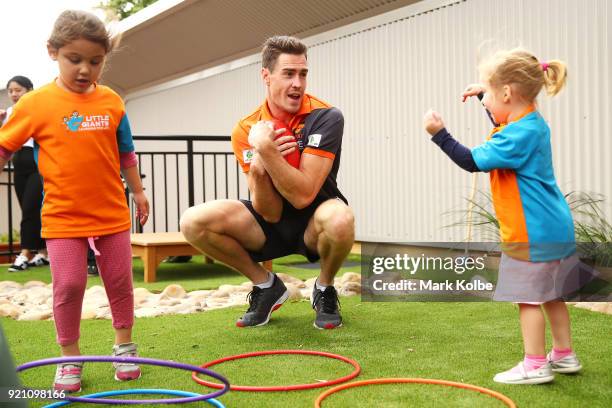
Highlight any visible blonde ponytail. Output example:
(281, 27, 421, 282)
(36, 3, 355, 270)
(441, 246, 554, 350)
(542, 59, 567, 96)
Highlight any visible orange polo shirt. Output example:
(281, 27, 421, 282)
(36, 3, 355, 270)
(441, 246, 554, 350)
(231, 94, 347, 204)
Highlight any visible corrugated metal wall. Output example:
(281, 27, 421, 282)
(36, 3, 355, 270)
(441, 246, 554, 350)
(125, 0, 611, 242)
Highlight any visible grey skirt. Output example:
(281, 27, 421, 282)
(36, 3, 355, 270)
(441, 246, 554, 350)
(493, 253, 594, 303)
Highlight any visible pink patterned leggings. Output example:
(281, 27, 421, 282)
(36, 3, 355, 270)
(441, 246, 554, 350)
(46, 230, 134, 346)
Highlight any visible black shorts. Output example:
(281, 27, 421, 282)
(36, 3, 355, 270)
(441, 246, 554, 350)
(241, 197, 328, 263)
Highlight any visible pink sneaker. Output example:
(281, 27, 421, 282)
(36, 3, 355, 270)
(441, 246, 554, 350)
(53, 362, 83, 393)
(112, 342, 141, 381)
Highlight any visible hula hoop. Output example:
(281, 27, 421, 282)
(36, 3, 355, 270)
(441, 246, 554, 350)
(192, 350, 361, 392)
(314, 378, 517, 408)
(43, 389, 225, 408)
(17, 356, 230, 404)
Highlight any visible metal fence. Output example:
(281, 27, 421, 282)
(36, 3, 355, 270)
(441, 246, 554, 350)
(1, 135, 248, 258)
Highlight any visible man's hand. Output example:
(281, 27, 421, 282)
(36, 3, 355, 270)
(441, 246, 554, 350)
(423, 109, 445, 136)
(250, 132, 298, 176)
(248, 121, 285, 150)
(461, 83, 486, 102)
(274, 135, 298, 158)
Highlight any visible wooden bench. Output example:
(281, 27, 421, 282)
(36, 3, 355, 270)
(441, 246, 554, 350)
(131, 232, 272, 283)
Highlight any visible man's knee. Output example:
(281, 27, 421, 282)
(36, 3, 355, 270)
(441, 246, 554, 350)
(180, 200, 260, 246)
(318, 202, 355, 244)
(180, 203, 220, 243)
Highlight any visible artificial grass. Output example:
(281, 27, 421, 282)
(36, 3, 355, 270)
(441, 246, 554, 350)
(2, 254, 611, 406)
(2, 298, 611, 407)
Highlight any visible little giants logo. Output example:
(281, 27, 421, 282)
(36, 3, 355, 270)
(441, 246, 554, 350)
(63, 111, 110, 132)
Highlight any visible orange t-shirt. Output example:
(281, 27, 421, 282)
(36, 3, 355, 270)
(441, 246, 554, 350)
(0, 81, 133, 238)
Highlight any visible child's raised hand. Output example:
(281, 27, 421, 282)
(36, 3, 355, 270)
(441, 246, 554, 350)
(423, 109, 445, 136)
(0, 109, 6, 122)
(133, 191, 150, 226)
(462, 83, 486, 102)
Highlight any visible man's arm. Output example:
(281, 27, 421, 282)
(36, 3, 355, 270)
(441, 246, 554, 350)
(247, 154, 284, 222)
(248, 109, 342, 210)
(256, 141, 332, 209)
(233, 121, 300, 222)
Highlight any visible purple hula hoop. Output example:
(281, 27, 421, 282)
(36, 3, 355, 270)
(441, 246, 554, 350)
(17, 356, 230, 405)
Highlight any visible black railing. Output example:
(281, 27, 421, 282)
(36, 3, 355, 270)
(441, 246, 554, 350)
(1, 135, 248, 258)
(131, 135, 250, 233)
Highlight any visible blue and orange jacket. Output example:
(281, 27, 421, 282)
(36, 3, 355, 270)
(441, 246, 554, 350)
(471, 109, 575, 261)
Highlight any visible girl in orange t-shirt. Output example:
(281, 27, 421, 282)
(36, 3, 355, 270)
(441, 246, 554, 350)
(0, 10, 149, 393)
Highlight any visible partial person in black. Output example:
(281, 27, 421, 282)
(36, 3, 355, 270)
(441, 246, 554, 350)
(1, 76, 48, 272)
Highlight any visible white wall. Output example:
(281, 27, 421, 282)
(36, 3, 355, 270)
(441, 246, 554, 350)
(124, 0, 612, 242)
(0, 170, 22, 241)
(0, 89, 9, 110)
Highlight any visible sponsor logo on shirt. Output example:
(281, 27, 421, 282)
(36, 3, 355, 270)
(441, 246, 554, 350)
(307, 133, 322, 147)
(63, 111, 110, 132)
(294, 123, 306, 150)
(243, 149, 254, 163)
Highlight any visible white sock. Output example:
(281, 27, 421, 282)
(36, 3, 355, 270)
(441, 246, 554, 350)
(316, 279, 329, 291)
(255, 272, 275, 289)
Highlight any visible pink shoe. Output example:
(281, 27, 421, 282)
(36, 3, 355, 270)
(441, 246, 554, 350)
(53, 362, 83, 393)
(112, 342, 141, 381)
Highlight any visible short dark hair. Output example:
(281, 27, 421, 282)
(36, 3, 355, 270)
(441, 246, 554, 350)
(7, 75, 33, 91)
(262, 36, 307, 72)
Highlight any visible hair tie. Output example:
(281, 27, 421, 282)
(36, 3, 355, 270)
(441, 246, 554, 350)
(541, 62, 549, 72)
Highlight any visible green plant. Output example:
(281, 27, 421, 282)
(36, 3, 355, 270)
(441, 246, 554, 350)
(0, 229, 20, 244)
(566, 192, 612, 266)
(444, 190, 500, 242)
(97, 0, 159, 20)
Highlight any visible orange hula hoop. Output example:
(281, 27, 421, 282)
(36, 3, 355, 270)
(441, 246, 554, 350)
(314, 378, 517, 408)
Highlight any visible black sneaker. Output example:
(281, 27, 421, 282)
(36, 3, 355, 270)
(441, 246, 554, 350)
(87, 263, 99, 276)
(236, 274, 288, 327)
(311, 285, 342, 329)
(27, 253, 50, 267)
